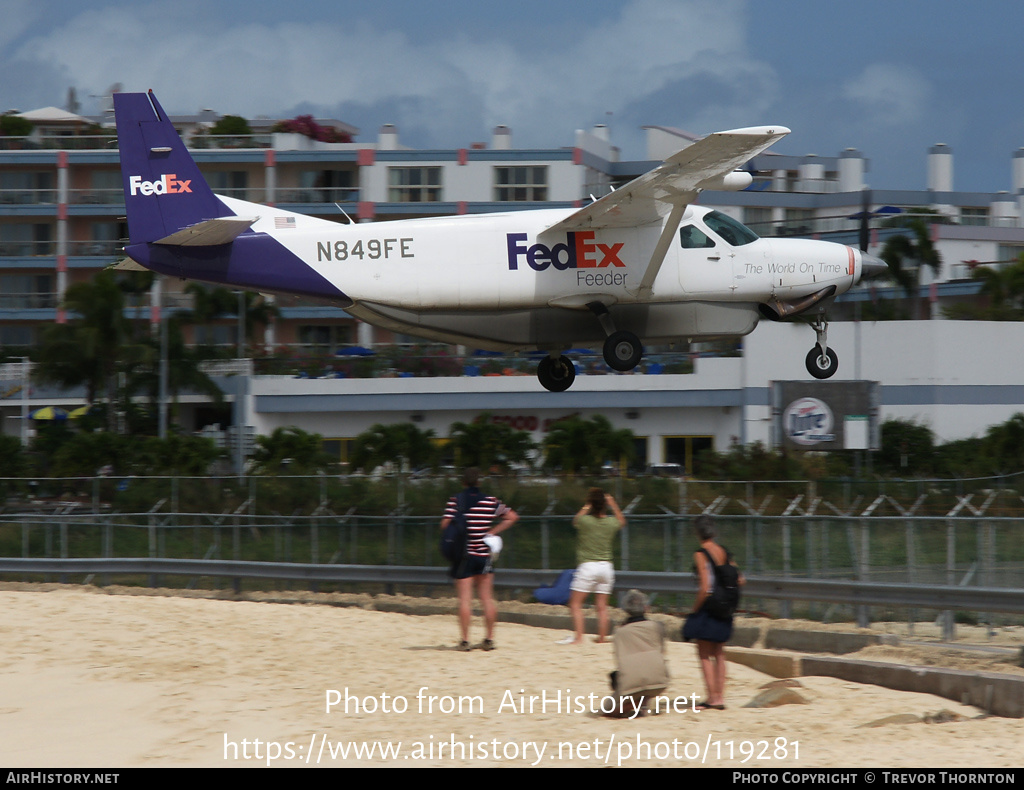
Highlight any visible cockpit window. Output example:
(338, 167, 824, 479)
(703, 210, 759, 246)
(679, 224, 716, 249)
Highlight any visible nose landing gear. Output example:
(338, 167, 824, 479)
(805, 315, 838, 379)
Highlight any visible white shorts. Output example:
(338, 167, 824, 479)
(570, 561, 615, 595)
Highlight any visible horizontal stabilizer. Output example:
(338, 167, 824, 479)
(154, 217, 257, 247)
(106, 258, 149, 272)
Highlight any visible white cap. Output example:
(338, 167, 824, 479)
(483, 534, 503, 558)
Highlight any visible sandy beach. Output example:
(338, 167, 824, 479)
(2, 584, 1022, 768)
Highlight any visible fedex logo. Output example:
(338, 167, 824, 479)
(506, 232, 624, 271)
(129, 174, 192, 196)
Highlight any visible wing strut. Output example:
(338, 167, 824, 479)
(634, 200, 688, 300)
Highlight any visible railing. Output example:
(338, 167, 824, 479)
(0, 291, 57, 309)
(68, 240, 122, 257)
(0, 188, 57, 204)
(188, 134, 273, 150)
(277, 188, 359, 203)
(2, 557, 1022, 620)
(68, 188, 122, 205)
(0, 135, 115, 151)
(0, 241, 54, 257)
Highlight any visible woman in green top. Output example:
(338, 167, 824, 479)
(561, 487, 626, 645)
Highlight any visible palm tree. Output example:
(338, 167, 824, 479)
(447, 414, 535, 471)
(967, 254, 1024, 320)
(125, 316, 223, 424)
(250, 426, 334, 474)
(349, 422, 438, 473)
(182, 283, 278, 350)
(880, 218, 942, 319)
(34, 271, 140, 431)
(544, 415, 635, 475)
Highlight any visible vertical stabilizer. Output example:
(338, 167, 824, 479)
(114, 91, 232, 244)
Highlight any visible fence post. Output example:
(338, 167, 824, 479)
(857, 517, 870, 628)
(943, 517, 956, 642)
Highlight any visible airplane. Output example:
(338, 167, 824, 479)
(113, 91, 887, 392)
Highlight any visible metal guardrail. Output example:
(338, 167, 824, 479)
(3, 557, 1024, 616)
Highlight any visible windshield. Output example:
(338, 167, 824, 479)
(703, 210, 759, 246)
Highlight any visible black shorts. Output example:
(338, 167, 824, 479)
(452, 554, 493, 579)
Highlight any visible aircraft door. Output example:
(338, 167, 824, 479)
(677, 223, 735, 294)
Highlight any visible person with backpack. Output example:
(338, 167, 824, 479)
(440, 467, 518, 652)
(682, 514, 743, 710)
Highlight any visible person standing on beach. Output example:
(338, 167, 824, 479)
(682, 514, 743, 709)
(562, 488, 625, 645)
(440, 467, 518, 651)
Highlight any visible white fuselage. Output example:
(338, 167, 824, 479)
(232, 200, 863, 351)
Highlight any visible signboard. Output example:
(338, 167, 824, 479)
(772, 380, 880, 451)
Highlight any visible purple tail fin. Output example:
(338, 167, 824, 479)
(114, 91, 232, 244)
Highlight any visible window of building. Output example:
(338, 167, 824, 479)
(298, 324, 353, 352)
(743, 207, 773, 236)
(205, 171, 249, 200)
(0, 325, 35, 345)
(193, 324, 238, 346)
(0, 223, 53, 256)
(81, 221, 126, 256)
(297, 169, 356, 203)
(779, 208, 814, 237)
(960, 207, 989, 227)
(0, 274, 54, 308)
(662, 435, 713, 475)
(0, 171, 54, 204)
(388, 167, 442, 202)
(83, 170, 122, 204)
(494, 166, 547, 201)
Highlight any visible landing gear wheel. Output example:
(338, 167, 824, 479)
(805, 346, 839, 379)
(603, 330, 643, 371)
(537, 355, 576, 392)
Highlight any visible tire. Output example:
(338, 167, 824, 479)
(805, 346, 838, 379)
(603, 330, 643, 371)
(537, 355, 576, 392)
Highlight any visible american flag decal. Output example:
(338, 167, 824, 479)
(275, 216, 296, 229)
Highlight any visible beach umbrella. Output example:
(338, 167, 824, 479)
(30, 406, 68, 421)
(68, 405, 93, 419)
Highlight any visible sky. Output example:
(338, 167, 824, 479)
(2, 0, 1022, 192)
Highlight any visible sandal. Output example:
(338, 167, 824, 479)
(457, 640, 471, 652)
(477, 639, 495, 651)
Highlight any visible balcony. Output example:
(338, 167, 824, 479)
(0, 291, 57, 309)
(0, 188, 57, 205)
(277, 187, 359, 204)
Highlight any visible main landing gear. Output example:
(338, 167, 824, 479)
(603, 330, 643, 371)
(805, 315, 838, 379)
(537, 353, 576, 392)
(535, 303, 646, 392)
(590, 301, 644, 372)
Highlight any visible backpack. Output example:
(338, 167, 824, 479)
(700, 547, 741, 619)
(439, 489, 480, 563)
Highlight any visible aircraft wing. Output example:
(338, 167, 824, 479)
(544, 125, 790, 234)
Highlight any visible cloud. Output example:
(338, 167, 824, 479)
(4, 0, 775, 155)
(841, 63, 931, 128)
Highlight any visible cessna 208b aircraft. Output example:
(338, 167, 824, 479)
(114, 91, 886, 391)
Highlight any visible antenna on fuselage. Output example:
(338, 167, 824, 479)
(335, 203, 354, 224)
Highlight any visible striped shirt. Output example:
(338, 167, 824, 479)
(442, 488, 511, 557)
